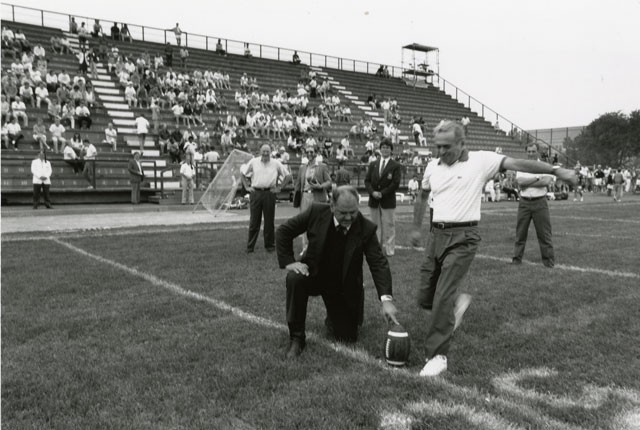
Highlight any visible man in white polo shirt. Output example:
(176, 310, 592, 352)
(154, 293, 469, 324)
(411, 120, 576, 377)
(512, 142, 556, 267)
(243, 144, 291, 254)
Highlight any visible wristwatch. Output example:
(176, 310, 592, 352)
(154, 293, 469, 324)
(380, 295, 393, 302)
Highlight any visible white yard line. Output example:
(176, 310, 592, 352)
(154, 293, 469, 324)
(49, 237, 637, 430)
(395, 246, 640, 279)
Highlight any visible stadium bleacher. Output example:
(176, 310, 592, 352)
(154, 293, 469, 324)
(1, 14, 526, 206)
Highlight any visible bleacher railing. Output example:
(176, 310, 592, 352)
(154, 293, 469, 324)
(2, 2, 565, 163)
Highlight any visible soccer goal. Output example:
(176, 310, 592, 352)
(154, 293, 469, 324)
(194, 149, 254, 216)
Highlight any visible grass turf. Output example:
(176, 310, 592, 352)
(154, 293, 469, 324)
(2, 199, 639, 429)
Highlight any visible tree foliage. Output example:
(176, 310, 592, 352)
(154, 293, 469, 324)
(565, 111, 640, 167)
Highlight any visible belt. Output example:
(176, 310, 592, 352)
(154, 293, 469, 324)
(432, 221, 478, 229)
(520, 196, 545, 201)
(253, 187, 272, 191)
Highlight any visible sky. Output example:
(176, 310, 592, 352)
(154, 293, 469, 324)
(3, 0, 639, 130)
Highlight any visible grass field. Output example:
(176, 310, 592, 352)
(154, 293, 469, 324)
(2, 197, 640, 430)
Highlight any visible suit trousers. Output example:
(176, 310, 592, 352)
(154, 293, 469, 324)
(286, 271, 358, 343)
(33, 183, 51, 207)
(369, 206, 396, 256)
(247, 189, 276, 251)
(131, 181, 141, 204)
(512, 198, 554, 265)
(418, 226, 480, 358)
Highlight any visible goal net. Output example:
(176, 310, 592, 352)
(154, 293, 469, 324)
(196, 149, 254, 217)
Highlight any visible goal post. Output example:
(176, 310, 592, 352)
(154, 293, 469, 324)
(194, 149, 254, 216)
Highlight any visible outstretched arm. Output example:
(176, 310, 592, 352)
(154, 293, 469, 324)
(503, 157, 577, 186)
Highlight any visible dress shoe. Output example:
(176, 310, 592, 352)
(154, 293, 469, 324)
(286, 339, 305, 359)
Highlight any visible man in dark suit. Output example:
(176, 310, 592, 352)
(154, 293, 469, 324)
(365, 138, 402, 256)
(276, 186, 399, 358)
(128, 151, 144, 204)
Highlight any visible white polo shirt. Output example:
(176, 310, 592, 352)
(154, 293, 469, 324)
(517, 171, 552, 198)
(422, 150, 505, 223)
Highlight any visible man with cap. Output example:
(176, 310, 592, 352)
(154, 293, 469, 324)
(365, 138, 402, 256)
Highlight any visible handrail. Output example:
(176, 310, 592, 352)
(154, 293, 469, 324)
(1, 2, 567, 164)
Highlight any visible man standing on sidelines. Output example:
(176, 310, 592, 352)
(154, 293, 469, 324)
(411, 120, 576, 377)
(365, 138, 402, 256)
(128, 151, 144, 204)
(243, 144, 291, 253)
(512, 142, 556, 268)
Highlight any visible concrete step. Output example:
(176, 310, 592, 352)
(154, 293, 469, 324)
(127, 142, 156, 149)
(309, 66, 323, 71)
(364, 111, 379, 116)
(107, 110, 135, 118)
(99, 95, 126, 102)
(359, 105, 372, 111)
(352, 100, 365, 105)
(95, 87, 121, 95)
(113, 118, 136, 126)
(103, 102, 130, 110)
(345, 95, 358, 100)
(95, 74, 112, 80)
(333, 85, 346, 90)
(118, 127, 137, 134)
(92, 80, 116, 88)
(338, 90, 353, 95)
(372, 117, 385, 122)
(141, 159, 167, 168)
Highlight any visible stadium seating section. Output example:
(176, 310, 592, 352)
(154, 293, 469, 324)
(1, 20, 525, 205)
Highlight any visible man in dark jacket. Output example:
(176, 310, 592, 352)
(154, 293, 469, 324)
(365, 138, 402, 256)
(276, 186, 399, 358)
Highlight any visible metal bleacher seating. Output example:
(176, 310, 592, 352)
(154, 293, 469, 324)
(1, 15, 526, 205)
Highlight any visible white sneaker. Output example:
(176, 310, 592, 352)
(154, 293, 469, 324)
(453, 293, 472, 331)
(419, 355, 447, 377)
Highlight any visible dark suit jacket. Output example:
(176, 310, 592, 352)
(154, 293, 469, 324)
(128, 158, 144, 184)
(276, 203, 392, 307)
(364, 157, 402, 208)
(294, 162, 331, 202)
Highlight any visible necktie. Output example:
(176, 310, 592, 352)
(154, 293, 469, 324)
(337, 225, 347, 236)
(380, 159, 386, 175)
